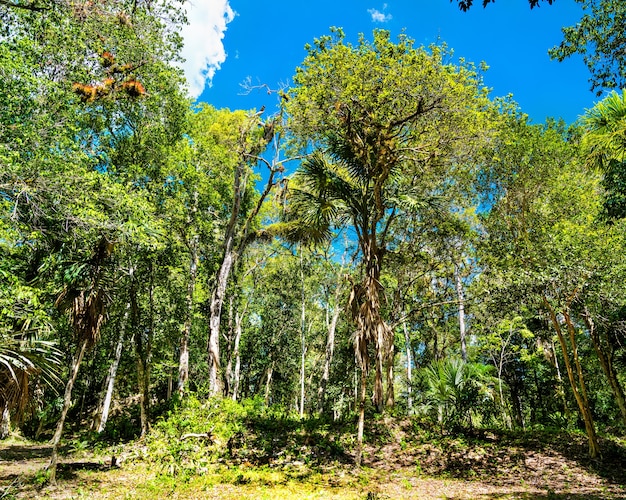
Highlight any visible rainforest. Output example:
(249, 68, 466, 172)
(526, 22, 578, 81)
(1, 0, 626, 498)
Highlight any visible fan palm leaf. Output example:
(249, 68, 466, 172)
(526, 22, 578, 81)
(0, 331, 62, 426)
(583, 89, 626, 169)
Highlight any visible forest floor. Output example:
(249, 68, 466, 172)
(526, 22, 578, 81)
(1, 419, 626, 499)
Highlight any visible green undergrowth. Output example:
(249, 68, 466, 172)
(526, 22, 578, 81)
(131, 396, 626, 488)
(4, 403, 626, 499)
(140, 396, 352, 477)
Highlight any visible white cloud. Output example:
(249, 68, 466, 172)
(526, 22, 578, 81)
(368, 4, 392, 23)
(179, 0, 235, 98)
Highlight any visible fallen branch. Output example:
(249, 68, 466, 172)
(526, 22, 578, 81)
(180, 432, 212, 441)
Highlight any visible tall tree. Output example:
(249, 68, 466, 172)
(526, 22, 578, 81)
(205, 108, 287, 396)
(480, 114, 604, 457)
(283, 29, 493, 464)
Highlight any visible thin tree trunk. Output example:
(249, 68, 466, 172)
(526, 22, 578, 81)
(402, 322, 413, 413)
(49, 338, 88, 484)
(94, 304, 129, 433)
(385, 340, 395, 408)
(318, 296, 340, 412)
(454, 262, 467, 362)
(299, 250, 306, 418)
(231, 309, 243, 401)
(584, 311, 626, 427)
(496, 357, 510, 429)
(136, 349, 150, 437)
(208, 246, 235, 397)
(563, 309, 600, 458)
(264, 361, 274, 406)
(551, 338, 569, 417)
(493, 325, 511, 429)
(544, 297, 600, 458)
(177, 232, 199, 397)
(355, 365, 367, 466)
(225, 296, 235, 397)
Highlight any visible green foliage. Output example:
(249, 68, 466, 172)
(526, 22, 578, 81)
(582, 89, 626, 219)
(417, 358, 497, 431)
(2, 0, 626, 468)
(549, 0, 626, 94)
(146, 396, 246, 474)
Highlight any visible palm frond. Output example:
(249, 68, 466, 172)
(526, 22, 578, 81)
(280, 151, 363, 245)
(0, 332, 62, 420)
(583, 89, 626, 168)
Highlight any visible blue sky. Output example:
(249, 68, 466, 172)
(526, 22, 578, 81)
(184, 1, 598, 125)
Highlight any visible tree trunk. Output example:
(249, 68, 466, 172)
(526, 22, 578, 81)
(402, 322, 413, 413)
(367, 250, 392, 411)
(207, 126, 279, 397)
(208, 158, 247, 397)
(544, 297, 600, 458)
(264, 361, 274, 406)
(208, 247, 234, 397)
(492, 326, 511, 429)
(230, 310, 243, 401)
(563, 309, 600, 458)
(385, 340, 395, 408)
(177, 232, 199, 397)
(454, 262, 467, 362)
(93, 304, 129, 433)
(318, 296, 340, 412)
(299, 250, 306, 418)
(49, 338, 88, 484)
(136, 348, 150, 438)
(355, 365, 367, 466)
(584, 311, 626, 427)
(225, 296, 235, 397)
(0, 405, 10, 439)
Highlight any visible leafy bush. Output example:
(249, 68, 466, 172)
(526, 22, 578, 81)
(145, 395, 247, 475)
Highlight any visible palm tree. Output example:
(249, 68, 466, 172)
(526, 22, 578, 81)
(583, 89, 626, 219)
(281, 29, 494, 464)
(420, 357, 495, 432)
(280, 144, 402, 464)
(48, 237, 114, 483)
(0, 331, 62, 439)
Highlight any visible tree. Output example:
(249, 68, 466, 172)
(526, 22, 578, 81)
(549, 0, 626, 95)
(582, 89, 626, 219)
(479, 113, 604, 457)
(454, 0, 553, 11)
(205, 108, 288, 397)
(283, 28, 493, 463)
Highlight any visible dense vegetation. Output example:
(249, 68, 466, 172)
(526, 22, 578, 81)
(1, 0, 626, 496)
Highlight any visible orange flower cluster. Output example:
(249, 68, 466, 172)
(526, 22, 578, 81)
(72, 51, 146, 102)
